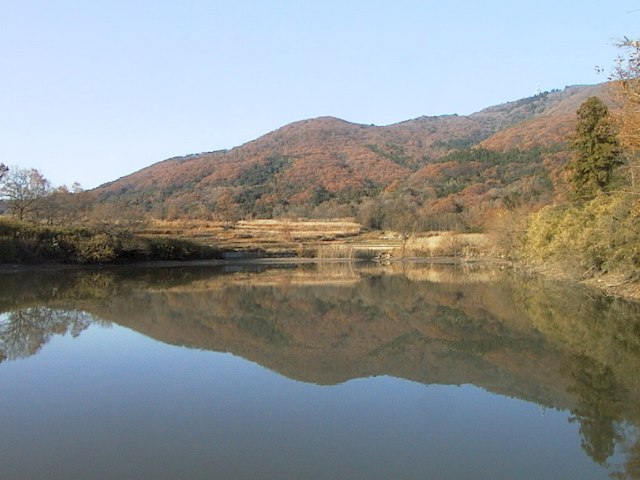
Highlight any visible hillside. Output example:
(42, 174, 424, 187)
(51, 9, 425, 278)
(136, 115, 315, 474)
(93, 83, 613, 229)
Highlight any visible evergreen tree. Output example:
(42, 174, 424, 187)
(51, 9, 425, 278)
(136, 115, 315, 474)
(567, 96, 622, 199)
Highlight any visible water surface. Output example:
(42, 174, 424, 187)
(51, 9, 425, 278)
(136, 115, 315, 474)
(1, 262, 639, 479)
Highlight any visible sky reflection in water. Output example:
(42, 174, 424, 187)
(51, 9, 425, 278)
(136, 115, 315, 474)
(0, 263, 638, 479)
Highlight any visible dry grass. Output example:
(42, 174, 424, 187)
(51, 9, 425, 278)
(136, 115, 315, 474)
(397, 232, 491, 258)
(137, 219, 496, 260)
(314, 244, 381, 260)
(233, 219, 361, 241)
(136, 218, 363, 256)
(143, 218, 359, 238)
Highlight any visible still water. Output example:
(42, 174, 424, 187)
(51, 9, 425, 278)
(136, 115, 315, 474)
(0, 262, 639, 479)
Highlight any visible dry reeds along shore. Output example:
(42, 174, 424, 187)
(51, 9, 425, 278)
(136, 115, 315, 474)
(138, 219, 493, 259)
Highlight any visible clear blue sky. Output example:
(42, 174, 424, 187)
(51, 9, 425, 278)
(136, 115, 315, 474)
(1, 1, 637, 188)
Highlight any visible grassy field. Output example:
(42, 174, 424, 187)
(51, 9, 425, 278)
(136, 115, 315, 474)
(0, 216, 494, 265)
(136, 219, 492, 260)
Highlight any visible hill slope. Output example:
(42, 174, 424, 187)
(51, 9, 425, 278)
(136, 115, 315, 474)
(94, 83, 613, 228)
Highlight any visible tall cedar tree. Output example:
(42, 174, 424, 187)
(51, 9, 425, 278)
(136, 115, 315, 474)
(567, 96, 622, 199)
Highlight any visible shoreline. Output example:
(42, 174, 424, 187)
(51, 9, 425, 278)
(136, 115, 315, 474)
(517, 262, 640, 303)
(1, 255, 638, 303)
(0, 254, 505, 272)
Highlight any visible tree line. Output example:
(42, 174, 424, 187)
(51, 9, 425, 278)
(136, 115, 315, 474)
(0, 164, 89, 224)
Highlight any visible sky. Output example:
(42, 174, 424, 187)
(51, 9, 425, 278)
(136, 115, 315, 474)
(1, 1, 638, 189)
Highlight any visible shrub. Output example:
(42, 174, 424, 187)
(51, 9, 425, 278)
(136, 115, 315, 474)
(523, 192, 640, 276)
(147, 238, 191, 260)
(0, 237, 20, 262)
(75, 233, 118, 263)
(0, 219, 222, 264)
(146, 237, 220, 261)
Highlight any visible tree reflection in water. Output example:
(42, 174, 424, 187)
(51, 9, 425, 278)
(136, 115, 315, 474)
(0, 307, 93, 361)
(0, 263, 639, 478)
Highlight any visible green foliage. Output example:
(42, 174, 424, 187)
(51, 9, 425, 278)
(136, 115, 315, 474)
(366, 143, 416, 169)
(431, 132, 489, 150)
(436, 178, 468, 197)
(230, 156, 294, 217)
(234, 186, 268, 214)
(566, 97, 622, 199)
(310, 186, 333, 206)
(235, 156, 291, 187)
(435, 146, 549, 166)
(429, 147, 553, 200)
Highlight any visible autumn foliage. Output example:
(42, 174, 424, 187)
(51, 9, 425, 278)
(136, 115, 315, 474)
(91, 84, 612, 231)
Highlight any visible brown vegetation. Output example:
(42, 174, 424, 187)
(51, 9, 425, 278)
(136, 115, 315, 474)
(0, 218, 223, 264)
(89, 84, 612, 232)
(512, 43, 640, 296)
(131, 218, 494, 260)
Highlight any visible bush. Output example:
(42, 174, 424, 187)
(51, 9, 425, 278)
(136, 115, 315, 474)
(523, 192, 640, 276)
(147, 238, 191, 260)
(75, 233, 118, 263)
(0, 237, 20, 262)
(486, 208, 531, 259)
(0, 219, 222, 264)
(146, 237, 221, 261)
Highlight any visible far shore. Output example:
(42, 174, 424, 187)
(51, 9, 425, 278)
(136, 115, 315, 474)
(1, 216, 638, 303)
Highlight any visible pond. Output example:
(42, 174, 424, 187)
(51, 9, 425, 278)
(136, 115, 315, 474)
(0, 262, 639, 479)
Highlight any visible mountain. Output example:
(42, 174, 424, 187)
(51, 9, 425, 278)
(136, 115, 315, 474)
(93, 83, 613, 229)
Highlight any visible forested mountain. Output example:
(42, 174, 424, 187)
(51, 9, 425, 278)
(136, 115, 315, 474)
(93, 83, 613, 230)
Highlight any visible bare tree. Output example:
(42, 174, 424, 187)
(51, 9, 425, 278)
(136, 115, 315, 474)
(0, 166, 51, 221)
(382, 197, 419, 257)
(0, 164, 7, 180)
(611, 38, 640, 186)
(612, 38, 640, 147)
(40, 183, 90, 225)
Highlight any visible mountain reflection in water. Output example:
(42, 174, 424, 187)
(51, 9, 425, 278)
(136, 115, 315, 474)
(1, 262, 639, 479)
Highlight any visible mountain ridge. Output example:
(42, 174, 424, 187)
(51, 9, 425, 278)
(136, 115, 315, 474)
(94, 83, 613, 228)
